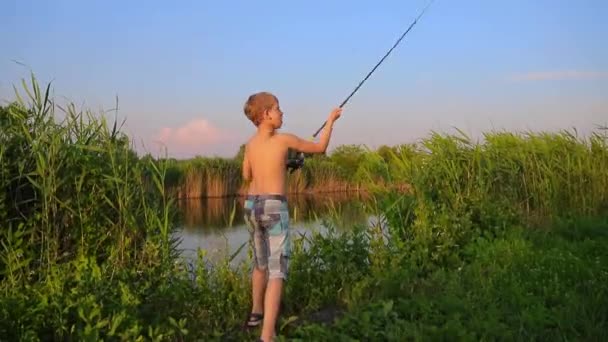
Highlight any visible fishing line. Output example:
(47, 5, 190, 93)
(313, 0, 435, 138)
(287, 0, 436, 172)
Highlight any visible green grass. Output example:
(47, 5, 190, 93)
(287, 217, 608, 341)
(1, 75, 607, 341)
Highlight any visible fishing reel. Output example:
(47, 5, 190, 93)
(286, 152, 305, 173)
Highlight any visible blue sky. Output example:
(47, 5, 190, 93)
(2, 0, 607, 158)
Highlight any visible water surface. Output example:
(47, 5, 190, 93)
(173, 192, 376, 264)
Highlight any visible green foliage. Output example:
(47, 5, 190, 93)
(1, 74, 607, 340)
(287, 219, 608, 341)
(285, 224, 372, 313)
(0, 75, 181, 340)
(366, 129, 608, 268)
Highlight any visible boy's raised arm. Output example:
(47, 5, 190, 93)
(281, 107, 342, 154)
(281, 133, 328, 154)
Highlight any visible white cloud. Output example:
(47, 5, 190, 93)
(152, 118, 234, 157)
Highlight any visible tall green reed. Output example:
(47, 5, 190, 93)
(359, 128, 608, 268)
(1, 74, 184, 340)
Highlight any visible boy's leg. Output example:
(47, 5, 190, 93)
(251, 266, 267, 314)
(244, 197, 268, 327)
(250, 227, 270, 319)
(261, 277, 283, 341)
(260, 198, 290, 341)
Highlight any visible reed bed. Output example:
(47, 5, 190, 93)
(163, 145, 381, 198)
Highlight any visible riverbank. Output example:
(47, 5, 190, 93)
(1, 78, 607, 340)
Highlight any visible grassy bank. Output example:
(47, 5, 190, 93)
(283, 128, 608, 340)
(1, 77, 607, 340)
(285, 217, 608, 340)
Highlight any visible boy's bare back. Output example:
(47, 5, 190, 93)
(242, 133, 289, 195)
(242, 92, 341, 196)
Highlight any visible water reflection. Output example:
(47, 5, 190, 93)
(173, 192, 374, 263)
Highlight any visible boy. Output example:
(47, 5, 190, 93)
(241, 92, 341, 341)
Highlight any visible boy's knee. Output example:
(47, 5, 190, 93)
(253, 264, 267, 273)
(268, 254, 289, 280)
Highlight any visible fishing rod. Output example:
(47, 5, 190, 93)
(287, 0, 435, 172)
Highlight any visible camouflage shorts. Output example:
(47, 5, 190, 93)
(243, 194, 290, 280)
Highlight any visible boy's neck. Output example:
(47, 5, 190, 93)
(256, 123, 276, 136)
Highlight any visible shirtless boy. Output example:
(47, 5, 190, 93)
(241, 92, 341, 341)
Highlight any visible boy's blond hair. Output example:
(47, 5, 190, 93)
(244, 92, 278, 126)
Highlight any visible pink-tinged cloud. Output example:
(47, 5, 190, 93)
(153, 118, 235, 157)
(509, 70, 608, 81)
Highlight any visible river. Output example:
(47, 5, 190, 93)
(173, 192, 378, 265)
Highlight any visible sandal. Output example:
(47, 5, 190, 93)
(245, 312, 263, 328)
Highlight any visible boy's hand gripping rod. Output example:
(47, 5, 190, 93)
(287, 0, 435, 172)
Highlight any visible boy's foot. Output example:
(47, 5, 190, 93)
(244, 313, 264, 328)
